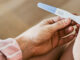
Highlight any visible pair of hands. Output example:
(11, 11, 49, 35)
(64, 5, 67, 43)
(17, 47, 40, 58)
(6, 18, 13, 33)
(16, 16, 78, 60)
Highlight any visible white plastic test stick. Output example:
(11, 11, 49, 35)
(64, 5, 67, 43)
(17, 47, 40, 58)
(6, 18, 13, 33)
(37, 3, 80, 24)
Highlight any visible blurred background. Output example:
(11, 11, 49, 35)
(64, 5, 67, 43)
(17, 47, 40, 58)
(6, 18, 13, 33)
(0, 0, 80, 39)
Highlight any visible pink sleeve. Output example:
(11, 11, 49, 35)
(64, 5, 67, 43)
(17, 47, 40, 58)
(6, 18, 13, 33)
(0, 38, 22, 60)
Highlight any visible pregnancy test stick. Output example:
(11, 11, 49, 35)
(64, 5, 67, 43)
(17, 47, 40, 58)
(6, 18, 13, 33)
(37, 3, 80, 24)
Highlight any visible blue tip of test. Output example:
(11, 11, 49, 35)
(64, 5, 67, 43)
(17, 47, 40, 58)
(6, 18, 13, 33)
(37, 3, 57, 14)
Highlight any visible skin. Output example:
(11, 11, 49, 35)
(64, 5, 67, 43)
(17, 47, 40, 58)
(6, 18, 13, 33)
(29, 21, 78, 60)
(60, 41, 74, 60)
(29, 46, 64, 60)
(73, 28, 80, 60)
(15, 16, 78, 60)
(29, 41, 75, 60)
(60, 14, 79, 60)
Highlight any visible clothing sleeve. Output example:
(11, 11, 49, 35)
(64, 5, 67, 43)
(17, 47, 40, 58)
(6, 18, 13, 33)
(0, 38, 22, 60)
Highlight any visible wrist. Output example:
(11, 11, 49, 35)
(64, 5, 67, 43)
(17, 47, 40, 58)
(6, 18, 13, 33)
(15, 36, 33, 59)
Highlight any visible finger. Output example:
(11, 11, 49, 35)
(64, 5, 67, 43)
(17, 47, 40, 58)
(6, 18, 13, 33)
(51, 18, 71, 31)
(59, 26, 74, 37)
(69, 13, 77, 26)
(52, 16, 66, 23)
(58, 34, 75, 46)
(70, 13, 78, 25)
(53, 17, 77, 26)
(65, 26, 74, 35)
(41, 16, 61, 25)
(76, 24, 80, 27)
(75, 24, 79, 34)
(57, 13, 77, 26)
(70, 20, 77, 26)
(52, 16, 62, 22)
(48, 16, 61, 24)
(73, 13, 78, 15)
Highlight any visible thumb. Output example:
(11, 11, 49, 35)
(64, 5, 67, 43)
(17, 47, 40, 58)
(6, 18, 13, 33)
(50, 18, 71, 31)
(51, 18, 71, 31)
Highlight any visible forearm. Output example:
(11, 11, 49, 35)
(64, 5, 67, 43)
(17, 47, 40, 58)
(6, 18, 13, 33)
(60, 42, 74, 60)
(15, 36, 33, 60)
(29, 47, 64, 60)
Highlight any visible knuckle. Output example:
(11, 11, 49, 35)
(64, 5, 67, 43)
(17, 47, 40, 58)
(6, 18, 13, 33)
(57, 20, 66, 27)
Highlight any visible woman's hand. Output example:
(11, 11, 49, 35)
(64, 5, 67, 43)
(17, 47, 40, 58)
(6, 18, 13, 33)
(16, 16, 77, 60)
